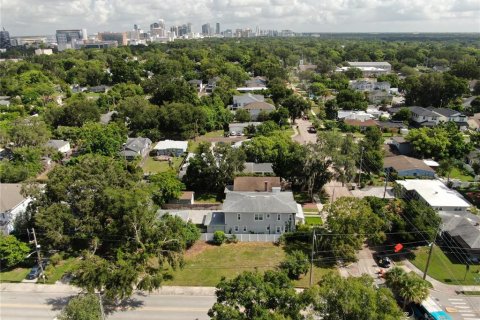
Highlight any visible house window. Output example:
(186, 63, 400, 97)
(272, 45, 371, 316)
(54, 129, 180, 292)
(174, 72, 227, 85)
(266, 214, 270, 219)
(266, 226, 270, 232)
(234, 226, 239, 232)
(254, 213, 264, 221)
(237, 213, 241, 221)
(277, 214, 281, 221)
(243, 226, 247, 232)
(276, 226, 282, 233)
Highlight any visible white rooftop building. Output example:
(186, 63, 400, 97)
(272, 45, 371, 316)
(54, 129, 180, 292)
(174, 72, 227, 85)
(152, 140, 188, 157)
(395, 179, 471, 213)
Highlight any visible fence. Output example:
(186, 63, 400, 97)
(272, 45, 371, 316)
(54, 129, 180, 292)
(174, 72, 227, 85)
(200, 233, 281, 243)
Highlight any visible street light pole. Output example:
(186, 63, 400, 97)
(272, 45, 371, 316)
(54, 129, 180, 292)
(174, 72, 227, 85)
(423, 225, 441, 280)
(358, 146, 364, 188)
(31, 228, 45, 284)
(309, 229, 316, 287)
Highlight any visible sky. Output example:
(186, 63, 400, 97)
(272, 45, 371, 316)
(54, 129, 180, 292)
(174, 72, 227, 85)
(1, 0, 480, 36)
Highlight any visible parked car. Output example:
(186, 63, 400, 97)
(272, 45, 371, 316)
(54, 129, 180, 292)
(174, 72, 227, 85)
(375, 251, 392, 268)
(307, 126, 317, 133)
(26, 265, 42, 280)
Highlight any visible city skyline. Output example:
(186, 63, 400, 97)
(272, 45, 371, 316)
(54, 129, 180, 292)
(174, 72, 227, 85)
(1, 0, 479, 36)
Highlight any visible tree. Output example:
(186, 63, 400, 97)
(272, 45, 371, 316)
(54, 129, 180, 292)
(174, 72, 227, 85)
(208, 270, 305, 320)
(78, 122, 127, 157)
(45, 96, 100, 128)
(281, 95, 310, 123)
(324, 99, 338, 120)
(279, 250, 309, 280)
(144, 76, 199, 106)
(385, 267, 430, 309)
(391, 107, 412, 122)
(30, 155, 186, 300)
(58, 294, 102, 320)
(403, 200, 441, 241)
(235, 109, 251, 122)
(115, 96, 161, 140)
(183, 142, 246, 196)
(7, 117, 51, 147)
(305, 273, 403, 320)
(320, 197, 387, 261)
(438, 158, 456, 182)
(0, 234, 31, 269)
(344, 67, 363, 80)
(149, 171, 184, 206)
(359, 126, 384, 175)
(336, 89, 368, 111)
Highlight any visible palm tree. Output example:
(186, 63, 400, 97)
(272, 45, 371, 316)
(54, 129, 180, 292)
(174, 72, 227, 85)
(385, 266, 406, 292)
(439, 158, 456, 183)
(398, 274, 430, 309)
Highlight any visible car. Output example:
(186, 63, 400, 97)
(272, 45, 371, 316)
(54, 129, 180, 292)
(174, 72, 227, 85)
(26, 265, 42, 280)
(375, 251, 392, 268)
(307, 126, 317, 133)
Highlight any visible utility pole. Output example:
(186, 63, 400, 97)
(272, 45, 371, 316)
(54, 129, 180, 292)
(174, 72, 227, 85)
(383, 169, 389, 199)
(357, 146, 364, 188)
(31, 228, 45, 283)
(423, 225, 441, 280)
(309, 229, 316, 287)
(97, 292, 106, 320)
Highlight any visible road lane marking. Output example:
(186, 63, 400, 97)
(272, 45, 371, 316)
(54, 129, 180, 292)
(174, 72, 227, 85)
(456, 306, 472, 309)
(0, 303, 209, 313)
(452, 302, 468, 305)
(449, 298, 464, 301)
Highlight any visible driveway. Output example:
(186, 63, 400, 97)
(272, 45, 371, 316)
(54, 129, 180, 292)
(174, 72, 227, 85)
(292, 119, 317, 145)
(323, 180, 352, 202)
(338, 244, 385, 286)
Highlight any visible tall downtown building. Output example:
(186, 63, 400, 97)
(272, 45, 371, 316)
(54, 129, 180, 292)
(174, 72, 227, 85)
(56, 29, 86, 51)
(0, 28, 11, 49)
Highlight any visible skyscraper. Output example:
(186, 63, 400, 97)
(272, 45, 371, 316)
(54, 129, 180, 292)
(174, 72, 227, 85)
(56, 29, 84, 51)
(0, 28, 11, 49)
(215, 23, 220, 35)
(201, 23, 211, 36)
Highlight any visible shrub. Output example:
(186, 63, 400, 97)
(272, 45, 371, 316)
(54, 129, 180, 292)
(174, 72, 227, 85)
(226, 234, 238, 244)
(212, 231, 227, 245)
(279, 250, 310, 280)
(50, 252, 63, 266)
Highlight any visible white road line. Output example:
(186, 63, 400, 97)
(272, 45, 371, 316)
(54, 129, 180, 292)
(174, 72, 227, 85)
(456, 306, 472, 309)
(449, 298, 465, 301)
(453, 302, 468, 305)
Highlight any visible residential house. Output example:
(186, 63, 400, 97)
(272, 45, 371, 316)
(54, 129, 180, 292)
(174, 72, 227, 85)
(188, 79, 204, 93)
(368, 90, 393, 104)
(229, 122, 262, 135)
(384, 155, 435, 178)
(343, 119, 377, 131)
(237, 77, 268, 92)
(390, 136, 413, 155)
(439, 211, 480, 260)
(152, 140, 188, 157)
(243, 101, 275, 120)
(338, 62, 391, 77)
(242, 162, 274, 176)
(206, 76, 221, 92)
(232, 93, 265, 110)
(337, 110, 374, 121)
(466, 148, 480, 166)
(119, 137, 152, 160)
(45, 139, 71, 156)
(168, 191, 195, 205)
(428, 107, 468, 130)
(0, 184, 32, 234)
(88, 85, 109, 93)
(395, 179, 471, 212)
(409, 106, 440, 127)
(233, 177, 281, 192)
(214, 190, 304, 234)
(0, 96, 10, 106)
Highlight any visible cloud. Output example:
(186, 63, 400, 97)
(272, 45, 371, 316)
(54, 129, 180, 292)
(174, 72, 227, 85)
(1, 0, 479, 35)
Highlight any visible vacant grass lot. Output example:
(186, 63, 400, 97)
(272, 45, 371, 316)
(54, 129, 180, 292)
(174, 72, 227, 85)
(449, 167, 475, 182)
(44, 257, 80, 284)
(410, 246, 480, 285)
(305, 216, 322, 226)
(142, 156, 184, 174)
(0, 267, 30, 283)
(166, 242, 334, 288)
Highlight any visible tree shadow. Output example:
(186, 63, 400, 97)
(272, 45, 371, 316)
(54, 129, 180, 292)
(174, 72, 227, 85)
(103, 297, 144, 315)
(46, 295, 76, 311)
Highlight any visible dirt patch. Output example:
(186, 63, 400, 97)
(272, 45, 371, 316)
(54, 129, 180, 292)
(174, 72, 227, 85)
(184, 241, 213, 258)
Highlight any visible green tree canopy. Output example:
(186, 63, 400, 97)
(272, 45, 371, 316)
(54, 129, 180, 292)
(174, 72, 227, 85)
(0, 234, 31, 269)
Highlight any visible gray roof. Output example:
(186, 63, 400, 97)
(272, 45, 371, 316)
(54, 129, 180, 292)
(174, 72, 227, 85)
(46, 139, 69, 149)
(440, 211, 480, 249)
(124, 137, 151, 153)
(0, 184, 26, 213)
(222, 191, 298, 214)
(348, 61, 391, 68)
(243, 162, 274, 174)
(410, 106, 439, 117)
(428, 107, 464, 118)
(204, 212, 225, 226)
(100, 111, 117, 124)
(233, 93, 264, 105)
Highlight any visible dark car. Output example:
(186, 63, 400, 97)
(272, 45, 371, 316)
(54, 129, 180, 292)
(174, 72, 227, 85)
(375, 251, 392, 268)
(26, 265, 42, 280)
(307, 126, 317, 133)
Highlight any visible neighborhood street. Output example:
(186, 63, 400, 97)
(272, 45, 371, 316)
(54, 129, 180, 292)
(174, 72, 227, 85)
(0, 289, 216, 320)
(292, 118, 317, 145)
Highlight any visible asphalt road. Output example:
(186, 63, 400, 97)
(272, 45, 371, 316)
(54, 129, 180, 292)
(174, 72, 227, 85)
(0, 291, 216, 320)
(292, 118, 317, 145)
(430, 290, 480, 320)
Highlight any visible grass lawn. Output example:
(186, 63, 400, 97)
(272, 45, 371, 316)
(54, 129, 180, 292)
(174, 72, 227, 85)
(303, 208, 319, 214)
(188, 140, 200, 153)
(202, 130, 225, 138)
(44, 257, 81, 284)
(142, 156, 184, 174)
(0, 267, 30, 283)
(410, 246, 480, 285)
(305, 216, 322, 226)
(166, 242, 334, 288)
(449, 167, 475, 182)
(194, 193, 221, 204)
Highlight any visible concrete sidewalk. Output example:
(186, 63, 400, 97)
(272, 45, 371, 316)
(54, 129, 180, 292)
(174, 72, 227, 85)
(0, 283, 216, 296)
